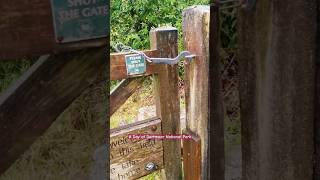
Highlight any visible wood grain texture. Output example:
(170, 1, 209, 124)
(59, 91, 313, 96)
(183, 129, 201, 180)
(110, 118, 163, 180)
(315, 1, 320, 179)
(183, 5, 224, 180)
(0, 0, 107, 59)
(315, 58, 320, 180)
(238, 1, 316, 179)
(208, 5, 225, 180)
(0, 47, 107, 174)
(110, 50, 159, 80)
(110, 77, 145, 116)
(150, 27, 182, 180)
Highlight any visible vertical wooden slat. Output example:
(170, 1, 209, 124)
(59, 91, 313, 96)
(238, 2, 258, 179)
(150, 27, 182, 180)
(183, 129, 201, 180)
(209, 4, 225, 180)
(314, 1, 320, 179)
(183, 5, 225, 180)
(238, 1, 316, 179)
(315, 60, 320, 180)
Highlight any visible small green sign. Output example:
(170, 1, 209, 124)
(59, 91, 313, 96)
(50, 0, 109, 43)
(125, 54, 146, 76)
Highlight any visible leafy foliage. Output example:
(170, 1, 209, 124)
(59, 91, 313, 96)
(110, 0, 238, 80)
(111, 0, 210, 52)
(220, 9, 237, 49)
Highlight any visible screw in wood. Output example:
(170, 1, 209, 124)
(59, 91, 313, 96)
(151, 125, 157, 131)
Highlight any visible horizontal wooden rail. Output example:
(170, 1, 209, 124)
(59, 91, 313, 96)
(110, 77, 145, 116)
(110, 50, 159, 80)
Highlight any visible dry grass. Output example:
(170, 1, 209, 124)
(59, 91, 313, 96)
(110, 78, 154, 129)
(0, 84, 106, 180)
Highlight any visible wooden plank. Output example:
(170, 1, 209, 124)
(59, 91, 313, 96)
(0, 47, 106, 174)
(315, 60, 320, 180)
(208, 4, 225, 180)
(150, 27, 182, 179)
(183, 5, 225, 179)
(0, 0, 108, 59)
(315, 2, 320, 178)
(110, 77, 145, 116)
(183, 129, 201, 180)
(238, 1, 316, 179)
(110, 118, 163, 180)
(110, 50, 159, 80)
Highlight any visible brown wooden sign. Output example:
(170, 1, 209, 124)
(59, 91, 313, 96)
(0, 0, 108, 59)
(110, 118, 163, 180)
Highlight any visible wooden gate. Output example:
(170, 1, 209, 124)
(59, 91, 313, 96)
(110, 27, 182, 180)
(109, 6, 223, 180)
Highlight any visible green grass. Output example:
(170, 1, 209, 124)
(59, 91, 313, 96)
(0, 60, 34, 92)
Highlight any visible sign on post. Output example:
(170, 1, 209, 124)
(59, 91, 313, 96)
(110, 118, 163, 180)
(51, 0, 109, 43)
(0, 0, 109, 59)
(125, 54, 147, 76)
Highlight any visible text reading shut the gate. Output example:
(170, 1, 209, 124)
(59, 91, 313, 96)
(51, 0, 108, 43)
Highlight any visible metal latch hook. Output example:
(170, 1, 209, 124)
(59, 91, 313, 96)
(149, 51, 196, 65)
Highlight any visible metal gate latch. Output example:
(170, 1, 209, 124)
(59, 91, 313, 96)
(115, 43, 196, 66)
(148, 51, 196, 65)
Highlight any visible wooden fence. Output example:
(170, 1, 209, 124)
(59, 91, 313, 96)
(109, 5, 224, 180)
(110, 27, 182, 180)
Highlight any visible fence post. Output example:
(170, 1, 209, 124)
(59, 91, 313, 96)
(183, 5, 225, 180)
(238, 1, 316, 179)
(150, 27, 182, 179)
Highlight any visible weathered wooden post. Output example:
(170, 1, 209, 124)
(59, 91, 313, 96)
(150, 27, 182, 180)
(183, 5, 225, 180)
(238, 1, 316, 179)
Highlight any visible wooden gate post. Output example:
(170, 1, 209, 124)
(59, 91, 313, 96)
(150, 27, 182, 180)
(183, 5, 225, 180)
(238, 1, 316, 179)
